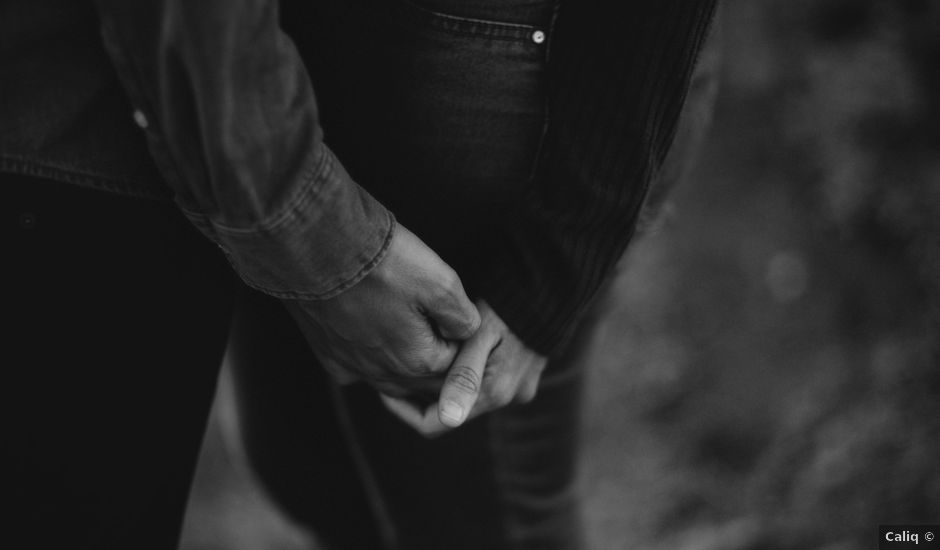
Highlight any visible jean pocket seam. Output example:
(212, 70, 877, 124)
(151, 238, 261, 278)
(394, 0, 543, 43)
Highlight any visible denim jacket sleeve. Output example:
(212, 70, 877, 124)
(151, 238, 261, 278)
(93, 0, 395, 300)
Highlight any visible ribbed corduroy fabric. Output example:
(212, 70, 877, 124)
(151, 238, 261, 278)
(479, 0, 718, 356)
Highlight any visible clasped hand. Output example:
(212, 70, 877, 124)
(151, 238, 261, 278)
(382, 300, 547, 437)
(287, 224, 545, 436)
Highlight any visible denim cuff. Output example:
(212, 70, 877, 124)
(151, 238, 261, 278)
(185, 145, 395, 300)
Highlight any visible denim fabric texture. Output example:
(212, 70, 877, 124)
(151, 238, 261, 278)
(2, 0, 396, 301)
(1, 0, 716, 355)
(282, 0, 554, 295)
(0, 1, 167, 198)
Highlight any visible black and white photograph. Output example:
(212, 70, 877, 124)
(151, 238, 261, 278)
(3, 0, 939, 549)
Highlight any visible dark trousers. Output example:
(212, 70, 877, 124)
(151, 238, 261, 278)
(3, 176, 236, 549)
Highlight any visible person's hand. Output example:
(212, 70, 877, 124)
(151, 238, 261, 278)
(284, 224, 480, 397)
(381, 300, 547, 436)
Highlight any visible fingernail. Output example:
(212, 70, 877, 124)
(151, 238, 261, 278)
(440, 400, 464, 425)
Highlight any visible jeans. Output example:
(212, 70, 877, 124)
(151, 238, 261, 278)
(281, 0, 556, 287)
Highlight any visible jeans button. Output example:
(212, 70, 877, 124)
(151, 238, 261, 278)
(532, 30, 546, 44)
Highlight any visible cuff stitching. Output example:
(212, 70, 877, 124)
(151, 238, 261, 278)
(201, 146, 335, 239)
(244, 212, 396, 301)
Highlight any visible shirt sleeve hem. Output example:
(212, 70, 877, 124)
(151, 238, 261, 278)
(184, 146, 397, 300)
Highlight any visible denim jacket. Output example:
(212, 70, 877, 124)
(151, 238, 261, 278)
(1, 0, 717, 355)
(1, 0, 393, 300)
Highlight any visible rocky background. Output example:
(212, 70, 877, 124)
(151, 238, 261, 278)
(180, 1, 940, 548)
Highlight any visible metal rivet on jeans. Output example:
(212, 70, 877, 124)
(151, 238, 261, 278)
(532, 30, 546, 44)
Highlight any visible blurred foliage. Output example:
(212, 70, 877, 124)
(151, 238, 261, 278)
(746, 1, 940, 546)
(752, 2, 940, 546)
(582, 1, 940, 549)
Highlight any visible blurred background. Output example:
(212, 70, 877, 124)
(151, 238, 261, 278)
(179, 0, 940, 548)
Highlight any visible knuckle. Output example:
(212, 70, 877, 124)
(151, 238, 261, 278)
(440, 267, 461, 295)
(400, 348, 445, 376)
(488, 384, 515, 408)
(404, 361, 434, 377)
(447, 366, 481, 395)
(429, 271, 459, 306)
(429, 346, 454, 372)
(461, 309, 482, 335)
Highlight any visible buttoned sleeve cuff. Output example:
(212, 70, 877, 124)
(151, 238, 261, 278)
(183, 145, 395, 300)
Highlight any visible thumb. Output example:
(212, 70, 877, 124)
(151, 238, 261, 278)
(424, 274, 481, 340)
(437, 328, 493, 427)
